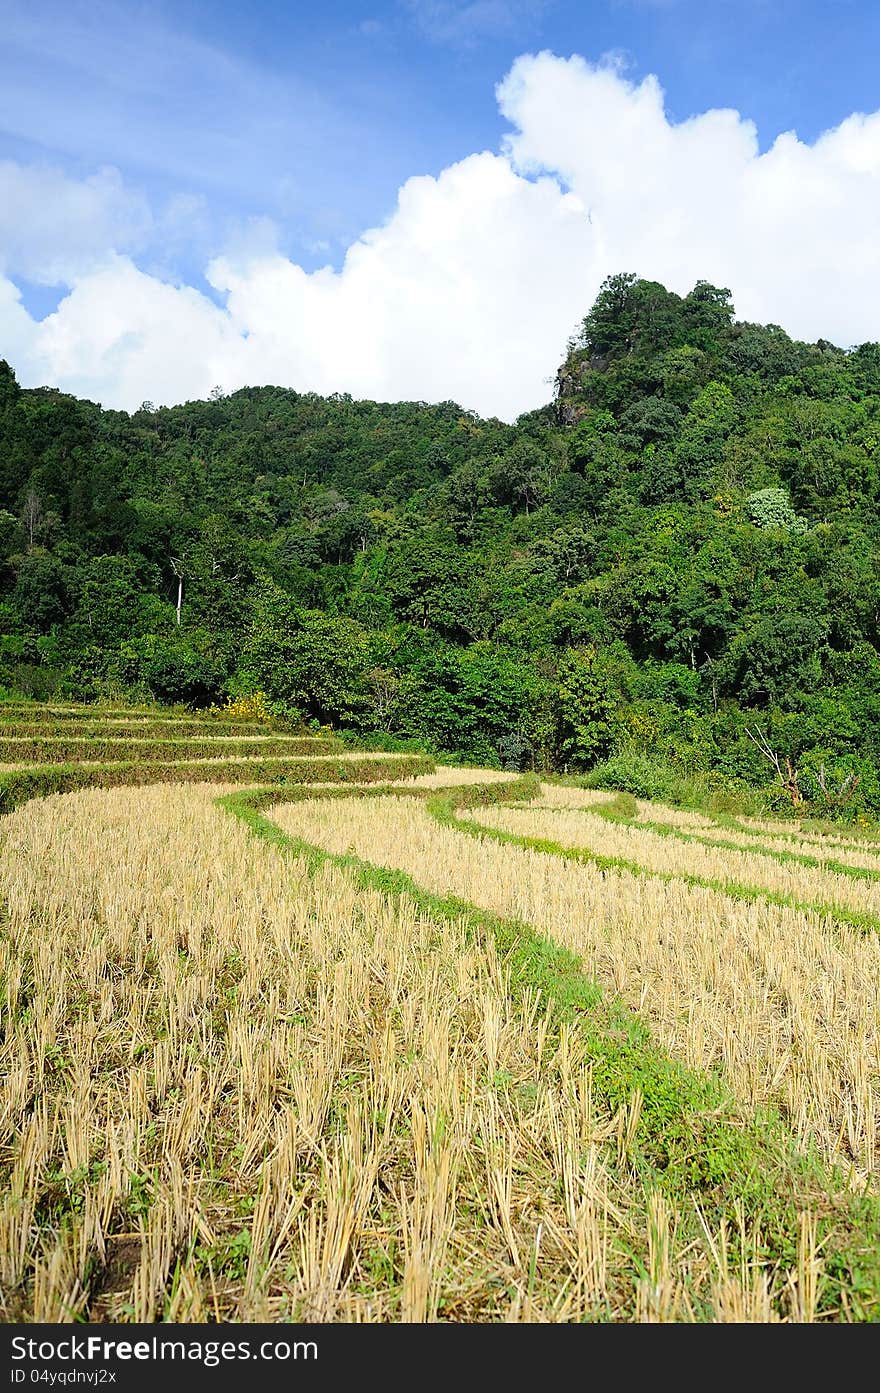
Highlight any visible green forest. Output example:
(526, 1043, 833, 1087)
(3, 272, 880, 812)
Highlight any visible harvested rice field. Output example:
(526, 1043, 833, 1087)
(2, 704, 880, 1323)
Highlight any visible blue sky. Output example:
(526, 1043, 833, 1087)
(4, 0, 879, 298)
(1, 0, 879, 416)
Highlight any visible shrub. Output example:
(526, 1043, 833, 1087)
(116, 632, 226, 707)
(584, 752, 691, 802)
(583, 751, 758, 815)
(209, 690, 273, 723)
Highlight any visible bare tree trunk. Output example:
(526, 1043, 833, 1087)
(745, 727, 803, 806)
(23, 490, 42, 550)
(170, 559, 184, 627)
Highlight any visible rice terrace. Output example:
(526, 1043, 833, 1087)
(1, 700, 879, 1324)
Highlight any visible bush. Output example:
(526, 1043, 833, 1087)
(116, 632, 226, 707)
(0, 662, 64, 702)
(583, 751, 758, 814)
(555, 646, 618, 770)
(584, 752, 692, 802)
(338, 729, 437, 756)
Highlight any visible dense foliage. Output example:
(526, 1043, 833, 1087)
(3, 272, 880, 811)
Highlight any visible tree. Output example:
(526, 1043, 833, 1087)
(64, 554, 160, 652)
(576, 272, 641, 358)
(239, 579, 372, 724)
(746, 487, 808, 533)
(554, 646, 618, 769)
(11, 553, 69, 633)
(716, 612, 827, 706)
(170, 557, 185, 626)
(383, 528, 475, 637)
(488, 440, 553, 515)
(393, 639, 536, 764)
(366, 666, 401, 731)
(118, 630, 225, 705)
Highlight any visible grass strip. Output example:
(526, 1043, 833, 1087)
(711, 809, 880, 853)
(0, 703, 185, 721)
(221, 778, 880, 1320)
(0, 735, 341, 762)
(550, 774, 880, 855)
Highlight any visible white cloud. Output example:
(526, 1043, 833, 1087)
(206, 154, 589, 418)
(0, 161, 150, 284)
(3, 51, 880, 419)
(497, 52, 880, 345)
(13, 256, 242, 408)
(403, 1, 549, 46)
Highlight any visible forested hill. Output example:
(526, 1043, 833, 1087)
(4, 272, 880, 808)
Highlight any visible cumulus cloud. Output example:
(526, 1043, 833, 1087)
(16, 256, 242, 409)
(206, 155, 589, 419)
(3, 52, 880, 419)
(497, 53, 880, 345)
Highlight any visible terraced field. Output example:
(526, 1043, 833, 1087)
(1, 710, 879, 1322)
(0, 703, 433, 813)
